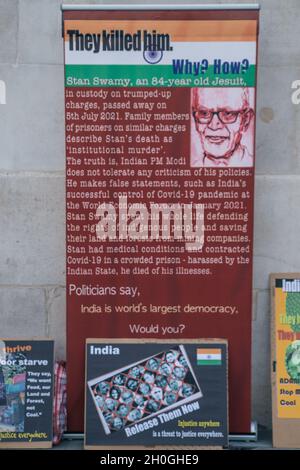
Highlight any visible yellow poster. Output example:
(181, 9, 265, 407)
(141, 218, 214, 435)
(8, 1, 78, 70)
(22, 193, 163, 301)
(275, 279, 300, 418)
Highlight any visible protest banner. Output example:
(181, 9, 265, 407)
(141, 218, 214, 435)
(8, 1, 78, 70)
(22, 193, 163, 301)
(85, 338, 228, 449)
(62, 5, 259, 432)
(0, 339, 54, 448)
(271, 274, 300, 448)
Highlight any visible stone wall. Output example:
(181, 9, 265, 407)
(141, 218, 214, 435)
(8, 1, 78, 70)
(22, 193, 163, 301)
(1, 0, 299, 429)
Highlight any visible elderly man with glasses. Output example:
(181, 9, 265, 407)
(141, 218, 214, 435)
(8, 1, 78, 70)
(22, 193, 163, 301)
(191, 87, 254, 167)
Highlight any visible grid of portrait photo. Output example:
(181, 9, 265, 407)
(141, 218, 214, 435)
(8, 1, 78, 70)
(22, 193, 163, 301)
(88, 345, 202, 435)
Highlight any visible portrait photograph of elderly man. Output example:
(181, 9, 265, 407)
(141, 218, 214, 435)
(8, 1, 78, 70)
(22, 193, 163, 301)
(191, 87, 255, 167)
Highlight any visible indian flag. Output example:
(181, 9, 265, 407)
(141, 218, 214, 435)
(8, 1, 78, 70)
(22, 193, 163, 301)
(64, 19, 257, 88)
(197, 348, 222, 366)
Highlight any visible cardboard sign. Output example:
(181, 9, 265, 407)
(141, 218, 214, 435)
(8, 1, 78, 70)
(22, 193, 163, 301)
(63, 6, 259, 433)
(271, 274, 300, 448)
(0, 339, 54, 448)
(85, 339, 228, 449)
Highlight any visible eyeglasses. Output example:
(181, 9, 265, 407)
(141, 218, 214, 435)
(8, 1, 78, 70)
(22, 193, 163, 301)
(193, 107, 247, 125)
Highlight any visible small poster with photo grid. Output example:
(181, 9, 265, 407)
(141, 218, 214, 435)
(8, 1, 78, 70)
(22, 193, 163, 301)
(85, 339, 228, 449)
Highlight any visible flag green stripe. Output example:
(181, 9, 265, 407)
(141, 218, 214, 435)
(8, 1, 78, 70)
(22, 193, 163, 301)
(65, 64, 256, 87)
(197, 360, 222, 365)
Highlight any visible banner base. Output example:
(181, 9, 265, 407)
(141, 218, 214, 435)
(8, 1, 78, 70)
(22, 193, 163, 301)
(63, 422, 258, 444)
(229, 421, 258, 442)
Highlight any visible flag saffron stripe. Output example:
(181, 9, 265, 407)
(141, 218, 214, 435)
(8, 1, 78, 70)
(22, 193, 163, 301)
(197, 348, 222, 355)
(64, 20, 257, 42)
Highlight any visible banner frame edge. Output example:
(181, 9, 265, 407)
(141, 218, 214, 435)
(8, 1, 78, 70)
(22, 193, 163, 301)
(61, 4, 260, 12)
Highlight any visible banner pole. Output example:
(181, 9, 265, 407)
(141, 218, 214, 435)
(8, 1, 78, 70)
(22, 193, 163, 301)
(62, 4, 260, 11)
